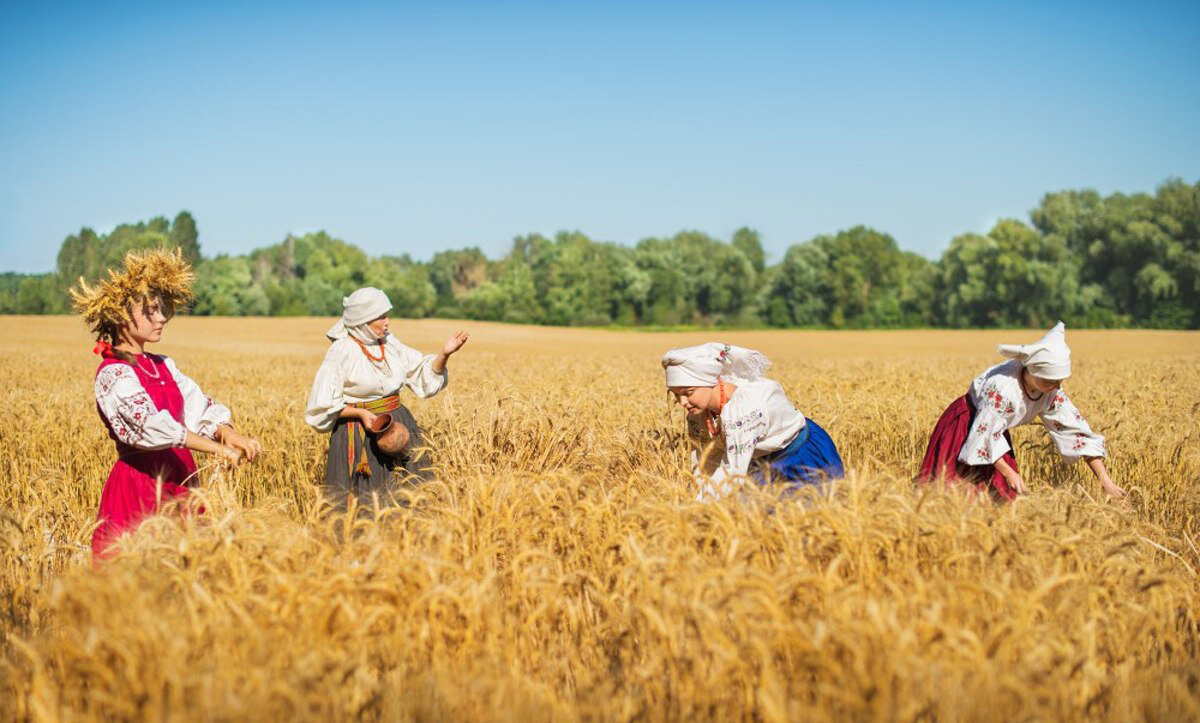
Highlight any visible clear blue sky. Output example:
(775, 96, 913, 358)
(1, 0, 1197, 272)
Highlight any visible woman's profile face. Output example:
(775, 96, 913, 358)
(669, 386, 716, 416)
(123, 296, 171, 346)
(366, 313, 390, 340)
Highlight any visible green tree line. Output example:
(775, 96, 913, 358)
(4, 179, 1197, 329)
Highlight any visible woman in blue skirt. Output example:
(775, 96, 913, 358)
(662, 342, 844, 500)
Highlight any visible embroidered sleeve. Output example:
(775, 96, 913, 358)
(163, 357, 231, 440)
(691, 401, 771, 501)
(391, 339, 447, 398)
(721, 410, 765, 479)
(1040, 390, 1106, 462)
(94, 365, 187, 449)
(958, 380, 1020, 465)
(305, 346, 347, 432)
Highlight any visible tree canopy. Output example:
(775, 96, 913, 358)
(5, 179, 1196, 329)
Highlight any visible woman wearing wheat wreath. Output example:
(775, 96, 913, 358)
(72, 248, 262, 559)
(306, 287, 468, 509)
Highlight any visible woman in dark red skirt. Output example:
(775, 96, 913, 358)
(919, 322, 1125, 501)
(72, 249, 262, 558)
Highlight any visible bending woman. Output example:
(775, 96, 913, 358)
(919, 321, 1124, 501)
(305, 287, 468, 508)
(662, 342, 844, 500)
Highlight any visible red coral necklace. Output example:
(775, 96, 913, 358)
(353, 337, 386, 362)
(705, 381, 731, 437)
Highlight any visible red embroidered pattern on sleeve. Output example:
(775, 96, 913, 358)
(96, 365, 166, 446)
(984, 383, 1016, 416)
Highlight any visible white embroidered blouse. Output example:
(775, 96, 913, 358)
(689, 378, 807, 500)
(959, 360, 1106, 466)
(305, 336, 447, 432)
(94, 357, 232, 449)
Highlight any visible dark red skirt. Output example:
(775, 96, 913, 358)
(918, 395, 1018, 501)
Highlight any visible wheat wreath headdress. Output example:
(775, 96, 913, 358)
(70, 247, 195, 346)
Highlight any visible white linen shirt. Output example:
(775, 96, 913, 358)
(959, 359, 1106, 466)
(690, 378, 806, 500)
(305, 335, 447, 432)
(94, 357, 232, 449)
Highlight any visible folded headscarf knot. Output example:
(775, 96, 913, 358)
(997, 321, 1071, 380)
(662, 342, 771, 387)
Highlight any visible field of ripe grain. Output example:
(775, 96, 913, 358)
(2, 316, 1198, 721)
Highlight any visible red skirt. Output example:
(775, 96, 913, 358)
(92, 446, 197, 559)
(918, 395, 1018, 501)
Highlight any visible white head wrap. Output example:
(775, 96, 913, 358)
(326, 287, 393, 344)
(662, 342, 772, 387)
(997, 321, 1071, 380)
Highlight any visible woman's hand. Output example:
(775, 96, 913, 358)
(218, 444, 245, 466)
(442, 330, 469, 357)
(433, 330, 470, 374)
(1086, 457, 1125, 500)
(184, 430, 244, 466)
(358, 409, 379, 430)
(1100, 478, 1126, 499)
(993, 457, 1026, 495)
(218, 425, 262, 462)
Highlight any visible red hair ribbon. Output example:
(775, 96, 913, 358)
(92, 340, 113, 357)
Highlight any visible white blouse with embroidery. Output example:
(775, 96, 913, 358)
(305, 335, 447, 432)
(689, 378, 807, 500)
(94, 357, 232, 450)
(959, 359, 1106, 466)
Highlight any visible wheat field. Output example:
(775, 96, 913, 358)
(1, 316, 1198, 721)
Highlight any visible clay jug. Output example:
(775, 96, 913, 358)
(368, 413, 410, 456)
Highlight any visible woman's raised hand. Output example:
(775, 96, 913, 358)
(442, 330, 470, 357)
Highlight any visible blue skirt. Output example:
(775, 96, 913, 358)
(751, 418, 845, 487)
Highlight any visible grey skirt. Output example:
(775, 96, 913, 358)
(323, 404, 432, 510)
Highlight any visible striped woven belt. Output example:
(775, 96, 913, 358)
(346, 393, 401, 477)
(349, 393, 401, 414)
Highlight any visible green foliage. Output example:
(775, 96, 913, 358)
(169, 212, 201, 267)
(192, 257, 270, 316)
(764, 227, 934, 328)
(56, 215, 196, 287)
(935, 220, 1095, 328)
(6, 180, 1198, 328)
(2, 273, 68, 314)
(0, 273, 22, 313)
(1031, 179, 1200, 328)
(732, 227, 765, 274)
(764, 241, 829, 326)
(632, 231, 759, 326)
(365, 256, 437, 319)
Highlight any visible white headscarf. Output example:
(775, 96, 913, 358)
(326, 287, 393, 344)
(662, 342, 771, 387)
(997, 321, 1071, 380)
